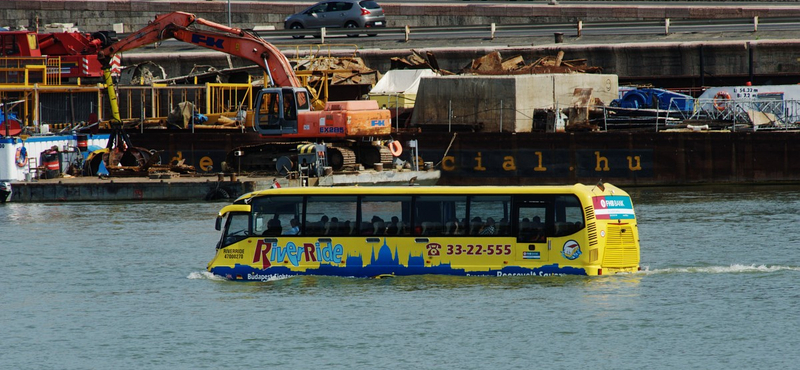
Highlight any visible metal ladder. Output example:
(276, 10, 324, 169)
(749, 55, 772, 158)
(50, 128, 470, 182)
(26, 156, 39, 181)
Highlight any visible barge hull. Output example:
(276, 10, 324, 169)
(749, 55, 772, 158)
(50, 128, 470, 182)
(401, 131, 800, 186)
(126, 130, 800, 186)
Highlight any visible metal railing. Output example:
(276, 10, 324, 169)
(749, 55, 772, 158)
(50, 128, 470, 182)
(258, 15, 798, 41)
(0, 57, 61, 86)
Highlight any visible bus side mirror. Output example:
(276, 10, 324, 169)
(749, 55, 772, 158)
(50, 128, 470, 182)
(215, 216, 223, 231)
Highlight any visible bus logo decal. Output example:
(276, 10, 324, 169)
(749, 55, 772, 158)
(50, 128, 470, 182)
(523, 251, 540, 259)
(253, 240, 273, 269)
(561, 240, 582, 260)
(426, 243, 441, 257)
(593, 195, 635, 220)
(256, 240, 344, 268)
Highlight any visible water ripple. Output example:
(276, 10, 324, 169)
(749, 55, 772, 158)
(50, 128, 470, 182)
(641, 264, 800, 274)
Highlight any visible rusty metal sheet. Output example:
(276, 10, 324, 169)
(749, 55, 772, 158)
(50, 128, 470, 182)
(343, 110, 392, 136)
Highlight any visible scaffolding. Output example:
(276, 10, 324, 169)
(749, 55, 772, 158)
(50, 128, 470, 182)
(691, 98, 800, 130)
(0, 81, 254, 133)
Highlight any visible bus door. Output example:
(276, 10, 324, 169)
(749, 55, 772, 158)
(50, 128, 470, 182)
(547, 195, 587, 263)
(515, 197, 550, 262)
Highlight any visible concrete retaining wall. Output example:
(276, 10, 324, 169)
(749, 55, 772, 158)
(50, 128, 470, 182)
(3, 0, 800, 32)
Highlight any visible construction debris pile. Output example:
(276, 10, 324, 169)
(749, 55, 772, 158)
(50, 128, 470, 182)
(390, 50, 451, 75)
(294, 56, 379, 86)
(389, 50, 602, 76)
(103, 153, 196, 178)
(462, 51, 603, 75)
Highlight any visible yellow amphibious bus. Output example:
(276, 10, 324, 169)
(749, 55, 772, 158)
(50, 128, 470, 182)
(208, 184, 640, 280)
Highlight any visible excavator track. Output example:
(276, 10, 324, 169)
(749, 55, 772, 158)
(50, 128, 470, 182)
(355, 144, 394, 169)
(379, 146, 393, 166)
(327, 146, 356, 171)
(226, 141, 390, 174)
(225, 141, 305, 174)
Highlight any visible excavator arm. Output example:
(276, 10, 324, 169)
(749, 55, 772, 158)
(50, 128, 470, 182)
(96, 11, 311, 140)
(98, 11, 300, 88)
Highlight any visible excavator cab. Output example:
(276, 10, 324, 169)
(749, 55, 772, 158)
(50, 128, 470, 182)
(254, 87, 311, 136)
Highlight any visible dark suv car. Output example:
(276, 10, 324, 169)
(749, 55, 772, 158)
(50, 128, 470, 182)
(284, 0, 386, 38)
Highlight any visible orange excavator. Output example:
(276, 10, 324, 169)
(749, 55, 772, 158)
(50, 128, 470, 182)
(96, 11, 393, 173)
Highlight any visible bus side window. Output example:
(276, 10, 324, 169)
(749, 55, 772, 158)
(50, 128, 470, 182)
(415, 195, 466, 236)
(361, 195, 411, 236)
(250, 195, 302, 236)
(517, 202, 547, 243)
(470, 195, 510, 236)
(553, 195, 585, 237)
(306, 195, 357, 236)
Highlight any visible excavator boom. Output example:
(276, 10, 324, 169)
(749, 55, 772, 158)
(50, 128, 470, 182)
(98, 11, 300, 88)
(95, 11, 393, 176)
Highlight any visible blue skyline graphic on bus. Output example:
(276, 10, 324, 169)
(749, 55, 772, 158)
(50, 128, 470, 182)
(212, 238, 586, 280)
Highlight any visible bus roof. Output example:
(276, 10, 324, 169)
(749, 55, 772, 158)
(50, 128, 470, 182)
(236, 183, 627, 202)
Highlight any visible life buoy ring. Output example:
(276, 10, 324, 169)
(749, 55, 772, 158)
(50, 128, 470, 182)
(389, 141, 403, 157)
(15, 147, 28, 167)
(713, 91, 731, 111)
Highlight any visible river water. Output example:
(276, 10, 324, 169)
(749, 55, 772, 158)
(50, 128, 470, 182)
(2, 185, 799, 369)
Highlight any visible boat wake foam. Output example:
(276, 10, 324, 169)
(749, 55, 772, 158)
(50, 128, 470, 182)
(187, 271, 227, 280)
(640, 264, 800, 275)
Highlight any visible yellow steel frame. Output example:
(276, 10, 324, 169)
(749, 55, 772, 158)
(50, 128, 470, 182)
(0, 81, 254, 128)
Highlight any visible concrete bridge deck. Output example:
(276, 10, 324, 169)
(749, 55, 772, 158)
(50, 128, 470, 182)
(4, 0, 800, 33)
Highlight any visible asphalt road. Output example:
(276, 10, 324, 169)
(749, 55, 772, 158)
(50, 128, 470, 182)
(142, 21, 799, 56)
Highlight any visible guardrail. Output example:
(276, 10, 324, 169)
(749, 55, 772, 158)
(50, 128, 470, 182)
(257, 16, 799, 42)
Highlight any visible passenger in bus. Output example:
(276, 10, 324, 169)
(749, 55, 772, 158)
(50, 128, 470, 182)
(326, 217, 340, 235)
(371, 215, 385, 235)
(306, 215, 328, 235)
(386, 216, 400, 235)
(531, 216, 545, 241)
(445, 218, 460, 235)
(479, 217, 496, 235)
(283, 219, 300, 235)
(498, 218, 509, 235)
(469, 217, 483, 235)
(397, 219, 408, 235)
(519, 218, 533, 240)
(361, 221, 373, 235)
(265, 218, 282, 236)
